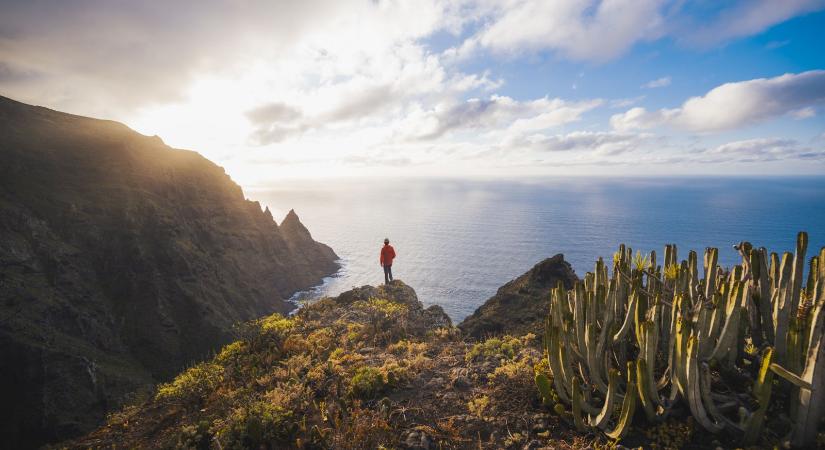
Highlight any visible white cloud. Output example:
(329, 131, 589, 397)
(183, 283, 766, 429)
(790, 107, 817, 119)
(448, 0, 824, 63)
(611, 71, 825, 132)
(506, 131, 654, 156)
(643, 76, 671, 89)
(458, 0, 665, 62)
(398, 96, 602, 141)
(0, 0, 463, 116)
(697, 138, 823, 163)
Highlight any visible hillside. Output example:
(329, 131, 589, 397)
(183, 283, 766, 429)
(63, 245, 825, 450)
(59, 278, 690, 450)
(64, 280, 570, 450)
(0, 96, 338, 448)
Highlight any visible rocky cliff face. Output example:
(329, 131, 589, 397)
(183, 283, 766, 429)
(0, 96, 338, 448)
(459, 255, 577, 339)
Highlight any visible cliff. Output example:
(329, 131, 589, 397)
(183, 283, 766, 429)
(0, 96, 338, 448)
(459, 255, 577, 339)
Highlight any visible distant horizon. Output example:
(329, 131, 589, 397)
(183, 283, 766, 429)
(256, 176, 825, 321)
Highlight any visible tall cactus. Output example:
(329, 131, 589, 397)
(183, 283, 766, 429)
(535, 232, 825, 448)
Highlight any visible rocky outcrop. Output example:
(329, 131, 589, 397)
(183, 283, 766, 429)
(0, 95, 339, 448)
(458, 255, 577, 339)
(330, 280, 452, 333)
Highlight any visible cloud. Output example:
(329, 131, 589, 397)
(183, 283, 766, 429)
(507, 131, 654, 156)
(790, 107, 817, 119)
(643, 76, 671, 88)
(766, 39, 791, 50)
(696, 138, 824, 163)
(674, 0, 825, 47)
(0, 0, 460, 115)
(609, 96, 646, 108)
(242, 44, 503, 145)
(246, 103, 303, 124)
(448, 0, 824, 63)
(611, 70, 825, 132)
(2, 0, 823, 179)
(401, 96, 603, 141)
(457, 0, 665, 62)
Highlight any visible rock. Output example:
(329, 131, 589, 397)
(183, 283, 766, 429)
(425, 376, 445, 389)
(522, 440, 542, 450)
(404, 430, 432, 449)
(441, 392, 459, 402)
(423, 304, 452, 329)
(331, 281, 451, 337)
(459, 255, 577, 339)
(0, 95, 339, 448)
(451, 375, 472, 390)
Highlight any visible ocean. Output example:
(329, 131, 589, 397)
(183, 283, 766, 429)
(254, 177, 825, 322)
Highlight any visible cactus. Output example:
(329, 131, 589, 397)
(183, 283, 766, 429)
(536, 232, 825, 448)
(743, 347, 775, 445)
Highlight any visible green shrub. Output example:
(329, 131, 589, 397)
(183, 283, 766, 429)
(350, 366, 386, 399)
(215, 401, 296, 450)
(176, 420, 212, 450)
(216, 341, 247, 366)
(155, 362, 223, 405)
(465, 335, 524, 363)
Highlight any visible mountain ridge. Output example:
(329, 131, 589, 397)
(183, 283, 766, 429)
(0, 95, 339, 448)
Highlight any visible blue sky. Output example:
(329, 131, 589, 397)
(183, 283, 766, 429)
(1, 0, 824, 184)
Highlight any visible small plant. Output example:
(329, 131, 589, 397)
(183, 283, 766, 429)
(664, 263, 679, 280)
(641, 418, 694, 450)
(633, 250, 650, 271)
(156, 362, 223, 406)
(465, 335, 525, 363)
(214, 400, 296, 449)
(350, 366, 386, 399)
(467, 395, 490, 418)
(176, 420, 212, 450)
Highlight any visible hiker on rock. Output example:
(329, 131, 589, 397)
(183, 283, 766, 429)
(380, 238, 396, 284)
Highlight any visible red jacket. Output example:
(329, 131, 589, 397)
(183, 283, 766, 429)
(380, 244, 396, 266)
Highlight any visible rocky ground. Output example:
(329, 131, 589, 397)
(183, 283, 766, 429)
(57, 257, 825, 449)
(57, 275, 728, 450)
(63, 280, 593, 450)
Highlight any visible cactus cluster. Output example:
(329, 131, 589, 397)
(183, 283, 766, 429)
(535, 232, 825, 447)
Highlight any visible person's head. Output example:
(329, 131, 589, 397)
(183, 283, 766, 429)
(384, 238, 390, 245)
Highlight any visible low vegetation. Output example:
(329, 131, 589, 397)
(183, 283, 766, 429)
(64, 234, 825, 449)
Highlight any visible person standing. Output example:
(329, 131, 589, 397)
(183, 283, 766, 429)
(380, 238, 396, 284)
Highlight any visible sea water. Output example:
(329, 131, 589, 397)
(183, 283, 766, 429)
(254, 177, 825, 322)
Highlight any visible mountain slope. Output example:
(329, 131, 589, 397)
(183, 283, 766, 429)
(0, 95, 338, 448)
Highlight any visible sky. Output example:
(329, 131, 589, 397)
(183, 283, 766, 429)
(1, 0, 825, 185)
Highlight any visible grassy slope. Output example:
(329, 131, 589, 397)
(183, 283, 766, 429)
(63, 278, 824, 450)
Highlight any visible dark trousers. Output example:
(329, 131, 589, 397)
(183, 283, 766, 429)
(383, 264, 393, 284)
